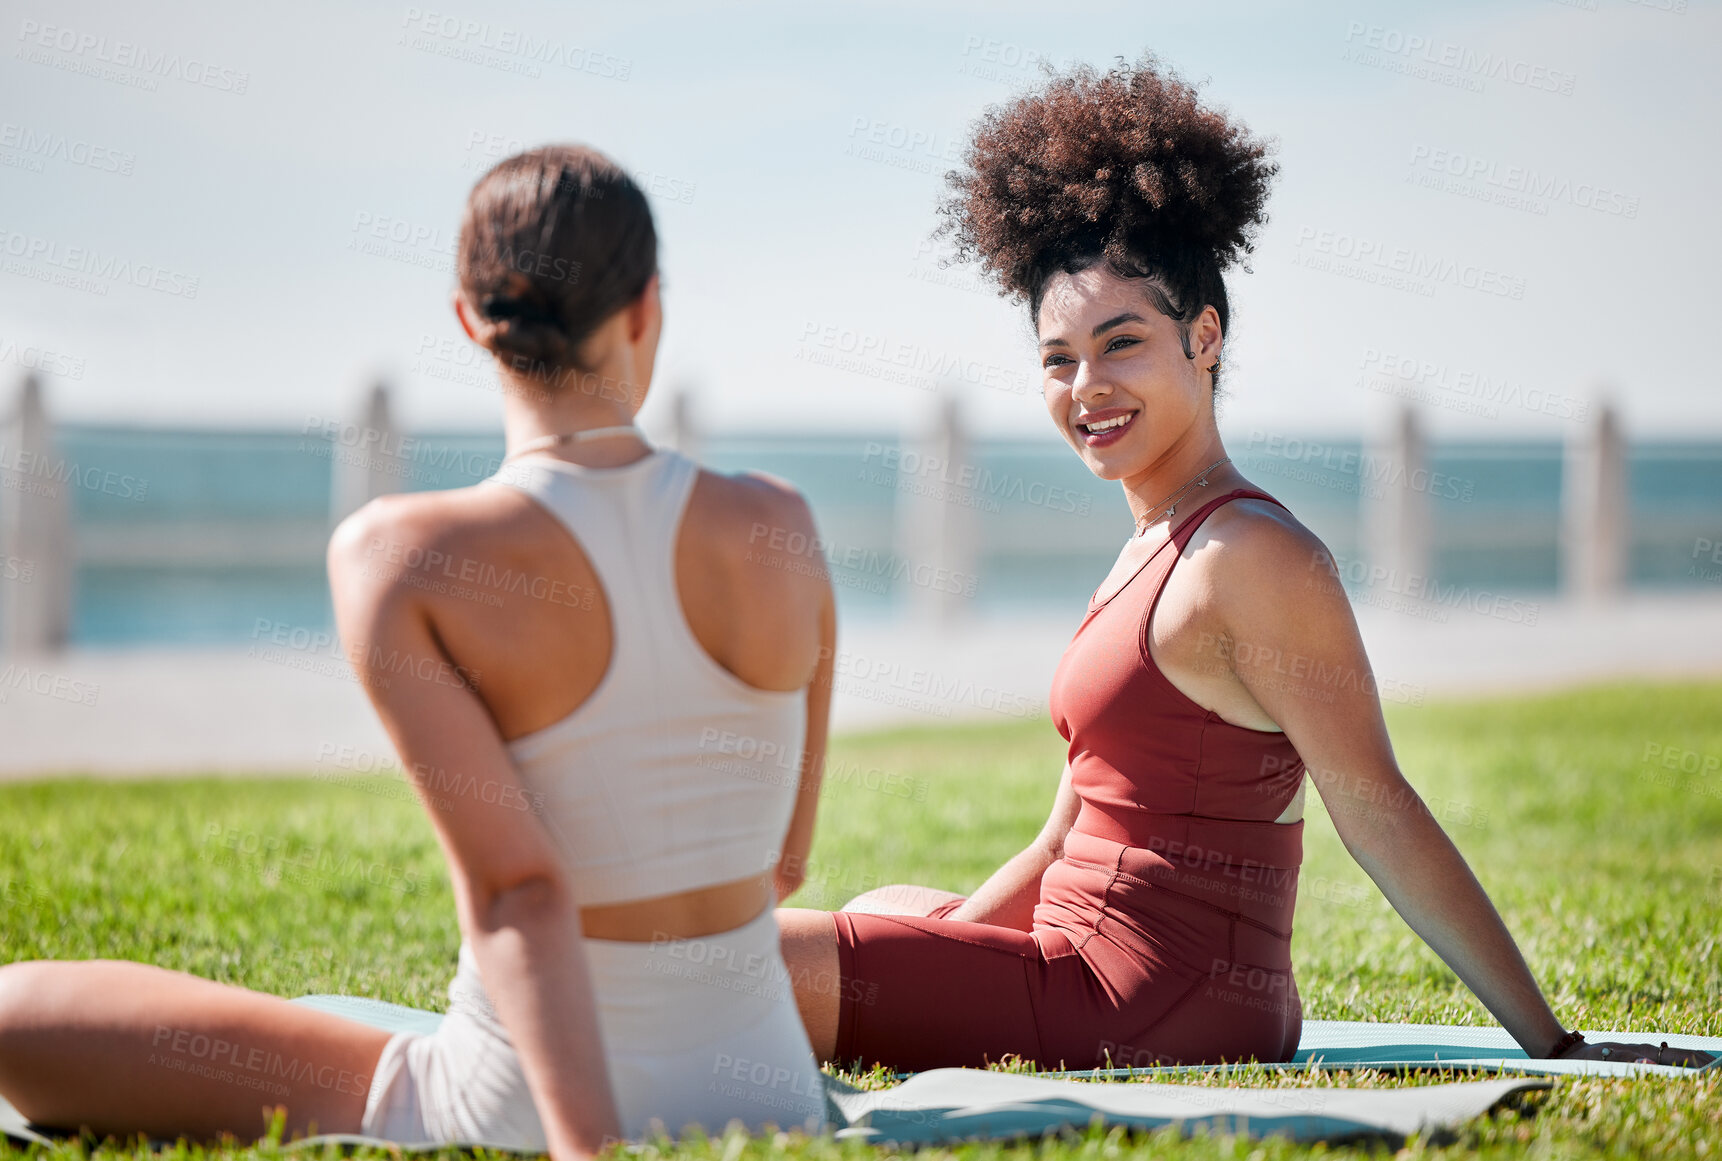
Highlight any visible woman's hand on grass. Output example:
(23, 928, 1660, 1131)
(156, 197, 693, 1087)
(1560, 1040, 1714, 1067)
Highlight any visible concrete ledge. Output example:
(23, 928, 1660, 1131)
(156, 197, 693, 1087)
(2, 595, 1719, 780)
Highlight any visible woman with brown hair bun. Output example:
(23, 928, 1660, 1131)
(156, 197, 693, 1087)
(0, 145, 836, 1155)
(777, 54, 1709, 1075)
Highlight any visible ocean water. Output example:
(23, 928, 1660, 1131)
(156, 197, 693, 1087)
(14, 427, 1722, 647)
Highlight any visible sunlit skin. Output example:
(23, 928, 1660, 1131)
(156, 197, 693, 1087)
(1037, 264, 1228, 505)
(0, 274, 842, 1158)
(777, 263, 1711, 1071)
(1032, 266, 1286, 734)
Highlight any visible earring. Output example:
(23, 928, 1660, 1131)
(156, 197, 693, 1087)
(1210, 360, 1223, 374)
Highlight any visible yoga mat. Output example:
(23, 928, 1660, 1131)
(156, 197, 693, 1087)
(1053, 1019, 1722, 1081)
(4, 999, 1711, 1151)
(0, 1064, 1549, 1150)
(817, 1070, 1548, 1146)
(0, 1102, 45, 1148)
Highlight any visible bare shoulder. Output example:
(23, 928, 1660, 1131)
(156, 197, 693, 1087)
(690, 466, 819, 550)
(1188, 497, 1333, 579)
(677, 465, 829, 686)
(1185, 494, 1356, 638)
(327, 483, 539, 603)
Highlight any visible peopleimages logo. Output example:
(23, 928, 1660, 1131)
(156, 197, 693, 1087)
(1293, 226, 1526, 301)
(0, 335, 85, 380)
(826, 647, 1041, 719)
(860, 443, 1092, 515)
(0, 661, 99, 706)
(1407, 145, 1638, 219)
(745, 520, 979, 598)
(1317, 552, 1541, 627)
(15, 19, 250, 93)
(0, 442, 148, 501)
(797, 321, 1034, 397)
(1358, 347, 1588, 422)
(1244, 430, 1476, 503)
(0, 229, 200, 299)
(397, 8, 632, 80)
(1341, 22, 1577, 95)
(0, 121, 136, 174)
(845, 116, 965, 164)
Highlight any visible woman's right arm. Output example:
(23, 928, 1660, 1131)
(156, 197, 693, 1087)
(329, 508, 621, 1160)
(947, 763, 1079, 930)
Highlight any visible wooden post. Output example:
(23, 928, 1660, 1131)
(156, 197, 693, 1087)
(0, 374, 74, 653)
(1562, 400, 1626, 600)
(329, 380, 403, 525)
(1363, 402, 1431, 587)
(895, 393, 978, 624)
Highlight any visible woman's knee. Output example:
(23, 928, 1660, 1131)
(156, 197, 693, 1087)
(0, 959, 141, 1042)
(0, 960, 66, 1080)
(0, 960, 52, 1035)
(841, 884, 965, 917)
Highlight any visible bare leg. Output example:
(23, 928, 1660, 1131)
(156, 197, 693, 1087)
(777, 885, 965, 1063)
(776, 909, 840, 1062)
(0, 960, 393, 1143)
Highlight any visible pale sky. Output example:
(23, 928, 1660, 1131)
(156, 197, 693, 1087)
(2, 0, 1717, 442)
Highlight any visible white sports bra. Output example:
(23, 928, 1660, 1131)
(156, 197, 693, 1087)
(484, 448, 807, 907)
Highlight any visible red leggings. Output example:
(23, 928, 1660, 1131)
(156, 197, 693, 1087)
(831, 827, 1302, 1071)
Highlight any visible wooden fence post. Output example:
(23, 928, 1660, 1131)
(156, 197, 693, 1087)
(0, 374, 74, 653)
(1561, 400, 1626, 600)
(895, 393, 979, 624)
(329, 380, 403, 525)
(1363, 402, 1431, 587)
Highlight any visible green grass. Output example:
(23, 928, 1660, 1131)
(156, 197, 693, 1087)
(3, 680, 1721, 1158)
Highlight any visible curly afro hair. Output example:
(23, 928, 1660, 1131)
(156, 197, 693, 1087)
(938, 53, 1277, 384)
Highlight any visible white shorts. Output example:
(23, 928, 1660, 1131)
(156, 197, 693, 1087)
(360, 908, 828, 1147)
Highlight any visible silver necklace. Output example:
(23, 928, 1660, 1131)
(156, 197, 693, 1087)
(503, 424, 643, 462)
(1133, 456, 1232, 537)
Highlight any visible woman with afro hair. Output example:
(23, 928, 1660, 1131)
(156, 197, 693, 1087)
(777, 54, 1709, 1074)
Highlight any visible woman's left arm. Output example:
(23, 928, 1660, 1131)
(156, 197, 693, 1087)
(774, 559, 836, 902)
(329, 508, 623, 1157)
(1206, 514, 1596, 1059)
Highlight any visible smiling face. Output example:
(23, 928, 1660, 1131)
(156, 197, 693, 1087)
(1036, 264, 1223, 485)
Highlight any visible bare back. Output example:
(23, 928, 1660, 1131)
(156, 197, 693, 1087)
(351, 456, 829, 741)
(328, 445, 835, 939)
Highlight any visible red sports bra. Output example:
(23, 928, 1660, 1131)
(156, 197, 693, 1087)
(1048, 488, 1307, 863)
